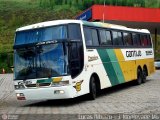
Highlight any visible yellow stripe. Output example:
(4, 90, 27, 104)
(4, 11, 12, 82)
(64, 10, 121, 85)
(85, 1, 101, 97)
(52, 77, 62, 83)
(114, 49, 136, 82)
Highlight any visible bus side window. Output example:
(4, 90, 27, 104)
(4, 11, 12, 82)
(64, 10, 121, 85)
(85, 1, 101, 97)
(99, 30, 107, 45)
(84, 28, 92, 46)
(112, 31, 118, 45)
(141, 34, 148, 46)
(83, 27, 99, 46)
(91, 29, 99, 46)
(147, 35, 152, 46)
(105, 31, 112, 45)
(123, 32, 133, 46)
(99, 30, 112, 45)
(117, 32, 123, 45)
(69, 24, 84, 78)
(112, 31, 123, 46)
(132, 33, 141, 46)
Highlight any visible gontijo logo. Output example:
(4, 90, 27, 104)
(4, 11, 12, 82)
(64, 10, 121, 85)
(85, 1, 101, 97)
(126, 50, 142, 57)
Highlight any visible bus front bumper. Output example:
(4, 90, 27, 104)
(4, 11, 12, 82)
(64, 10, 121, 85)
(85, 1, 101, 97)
(15, 86, 76, 100)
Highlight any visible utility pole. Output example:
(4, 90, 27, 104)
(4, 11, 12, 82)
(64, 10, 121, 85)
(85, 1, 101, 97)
(103, 0, 105, 23)
(155, 28, 157, 58)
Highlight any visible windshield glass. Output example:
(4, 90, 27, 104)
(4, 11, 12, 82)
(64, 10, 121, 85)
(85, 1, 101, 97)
(15, 25, 67, 45)
(14, 43, 68, 80)
(14, 23, 83, 80)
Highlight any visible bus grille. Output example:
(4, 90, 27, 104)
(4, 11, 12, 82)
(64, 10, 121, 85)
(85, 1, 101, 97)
(25, 83, 51, 88)
(38, 83, 51, 87)
(25, 84, 36, 87)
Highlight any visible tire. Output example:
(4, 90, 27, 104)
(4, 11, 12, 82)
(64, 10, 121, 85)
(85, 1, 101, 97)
(89, 76, 96, 100)
(136, 69, 143, 85)
(142, 68, 147, 83)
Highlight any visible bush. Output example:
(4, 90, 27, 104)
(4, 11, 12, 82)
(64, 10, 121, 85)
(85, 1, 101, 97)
(0, 52, 13, 73)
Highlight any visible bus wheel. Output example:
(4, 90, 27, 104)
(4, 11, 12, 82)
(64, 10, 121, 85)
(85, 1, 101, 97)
(142, 68, 147, 83)
(136, 68, 143, 85)
(89, 76, 96, 100)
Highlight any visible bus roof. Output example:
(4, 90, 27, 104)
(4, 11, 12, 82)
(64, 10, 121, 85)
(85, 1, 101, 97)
(16, 20, 81, 31)
(82, 21, 150, 33)
(16, 20, 150, 33)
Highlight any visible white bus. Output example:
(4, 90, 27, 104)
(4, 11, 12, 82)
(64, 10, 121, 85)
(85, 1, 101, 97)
(13, 20, 155, 100)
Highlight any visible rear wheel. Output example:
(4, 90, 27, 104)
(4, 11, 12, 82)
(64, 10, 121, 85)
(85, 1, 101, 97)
(136, 68, 143, 85)
(89, 76, 96, 100)
(142, 68, 147, 83)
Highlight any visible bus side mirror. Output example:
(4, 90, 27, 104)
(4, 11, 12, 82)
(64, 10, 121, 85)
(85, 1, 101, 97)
(10, 66, 14, 72)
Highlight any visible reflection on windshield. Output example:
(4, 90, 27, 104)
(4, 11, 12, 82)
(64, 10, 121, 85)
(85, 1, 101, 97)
(15, 25, 67, 45)
(14, 43, 68, 80)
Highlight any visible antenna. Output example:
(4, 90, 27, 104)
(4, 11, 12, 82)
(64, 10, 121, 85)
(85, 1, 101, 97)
(103, 0, 105, 23)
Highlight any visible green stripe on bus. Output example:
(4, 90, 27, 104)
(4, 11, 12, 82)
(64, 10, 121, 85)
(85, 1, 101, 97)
(37, 78, 52, 83)
(107, 49, 125, 84)
(97, 49, 125, 86)
(97, 49, 119, 86)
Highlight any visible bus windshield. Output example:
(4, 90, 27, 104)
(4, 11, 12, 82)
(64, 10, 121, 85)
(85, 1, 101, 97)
(14, 43, 68, 80)
(14, 23, 83, 80)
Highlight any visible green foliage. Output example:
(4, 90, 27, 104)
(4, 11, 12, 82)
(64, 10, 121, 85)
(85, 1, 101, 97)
(145, 0, 160, 8)
(0, 52, 13, 73)
(37, 0, 160, 10)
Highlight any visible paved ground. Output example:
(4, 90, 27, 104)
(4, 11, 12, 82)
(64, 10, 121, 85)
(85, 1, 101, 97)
(0, 71, 160, 120)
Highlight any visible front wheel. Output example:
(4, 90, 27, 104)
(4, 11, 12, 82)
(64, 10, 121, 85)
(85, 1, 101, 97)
(89, 77, 96, 100)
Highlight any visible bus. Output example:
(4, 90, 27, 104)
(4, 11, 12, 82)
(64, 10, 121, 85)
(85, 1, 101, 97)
(13, 20, 155, 100)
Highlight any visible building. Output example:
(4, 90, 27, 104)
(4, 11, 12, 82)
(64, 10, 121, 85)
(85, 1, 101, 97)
(75, 5, 160, 51)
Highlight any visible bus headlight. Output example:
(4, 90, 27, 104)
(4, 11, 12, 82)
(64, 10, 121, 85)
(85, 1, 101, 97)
(14, 85, 25, 89)
(51, 80, 69, 86)
(16, 93, 24, 97)
(16, 93, 26, 100)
